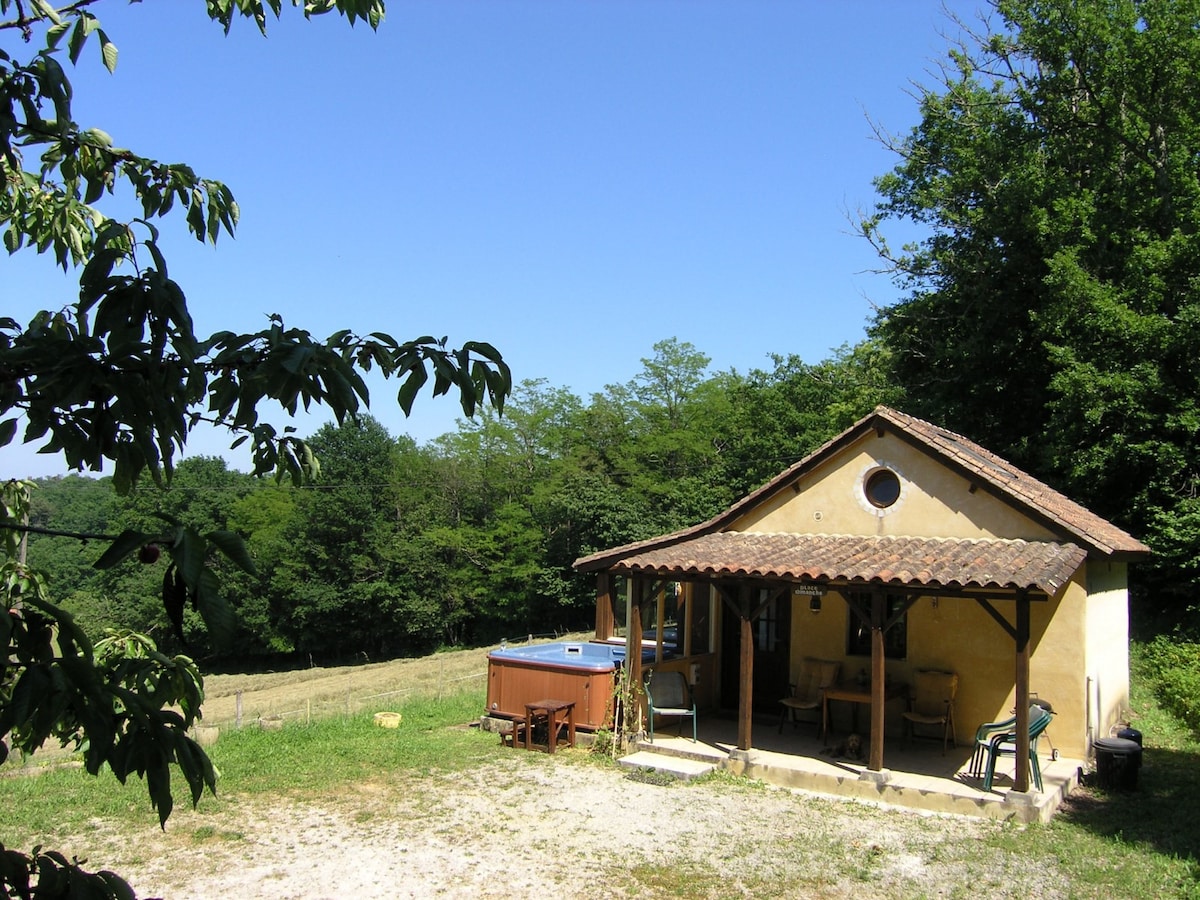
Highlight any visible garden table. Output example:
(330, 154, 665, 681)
(524, 699, 576, 753)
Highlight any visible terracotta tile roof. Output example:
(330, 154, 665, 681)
(871, 407, 1150, 558)
(595, 532, 1087, 596)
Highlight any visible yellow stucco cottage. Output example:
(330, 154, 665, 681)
(573, 406, 1149, 805)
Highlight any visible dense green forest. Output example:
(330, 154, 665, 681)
(22, 338, 900, 662)
(25, 301, 1200, 666)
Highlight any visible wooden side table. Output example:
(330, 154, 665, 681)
(524, 699, 576, 753)
(822, 682, 905, 740)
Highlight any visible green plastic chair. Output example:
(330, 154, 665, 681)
(979, 705, 1054, 792)
(970, 699, 1054, 777)
(644, 670, 697, 742)
(970, 712, 1017, 777)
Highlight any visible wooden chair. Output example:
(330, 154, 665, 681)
(902, 669, 958, 754)
(778, 659, 840, 736)
(499, 717, 527, 748)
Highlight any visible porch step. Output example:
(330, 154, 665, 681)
(618, 750, 716, 782)
(631, 736, 727, 766)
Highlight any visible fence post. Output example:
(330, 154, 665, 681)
(236, 690, 243, 729)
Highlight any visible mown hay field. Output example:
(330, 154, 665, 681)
(199, 633, 583, 727)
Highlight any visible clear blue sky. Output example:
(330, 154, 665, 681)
(5, 1, 983, 478)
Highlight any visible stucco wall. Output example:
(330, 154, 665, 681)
(785, 578, 1095, 759)
(1084, 561, 1132, 744)
(733, 432, 1060, 542)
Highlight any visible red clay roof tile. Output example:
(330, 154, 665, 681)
(602, 532, 1086, 596)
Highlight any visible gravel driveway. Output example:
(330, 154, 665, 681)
(86, 752, 1070, 899)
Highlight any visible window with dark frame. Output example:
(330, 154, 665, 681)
(845, 593, 908, 659)
(755, 592, 782, 652)
(864, 467, 902, 508)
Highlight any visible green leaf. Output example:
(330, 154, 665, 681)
(193, 568, 237, 651)
(396, 363, 428, 414)
(67, 17, 88, 64)
(30, 0, 63, 25)
(205, 529, 257, 575)
(92, 530, 151, 570)
(169, 527, 207, 589)
(98, 28, 118, 73)
(163, 565, 186, 641)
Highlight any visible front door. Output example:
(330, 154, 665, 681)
(719, 589, 792, 713)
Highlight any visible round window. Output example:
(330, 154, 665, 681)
(864, 468, 901, 509)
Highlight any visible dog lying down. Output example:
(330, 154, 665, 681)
(820, 732, 866, 762)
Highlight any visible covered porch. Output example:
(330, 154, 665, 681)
(597, 533, 1080, 799)
(619, 711, 1082, 823)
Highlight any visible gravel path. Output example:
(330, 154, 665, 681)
(81, 753, 1071, 899)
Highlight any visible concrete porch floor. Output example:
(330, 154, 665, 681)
(632, 712, 1082, 823)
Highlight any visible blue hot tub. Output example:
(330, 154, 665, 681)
(486, 641, 655, 730)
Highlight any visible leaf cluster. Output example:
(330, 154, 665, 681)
(1, 1, 509, 895)
(1, 1, 509, 492)
(1, 582, 214, 822)
(1, 843, 135, 900)
(1, 246, 510, 492)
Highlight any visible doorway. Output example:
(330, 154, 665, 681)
(720, 588, 792, 712)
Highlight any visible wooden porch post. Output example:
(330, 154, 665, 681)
(869, 591, 886, 771)
(974, 591, 1038, 791)
(629, 577, 644, 711)
(738, 583, 754, 752)
(594, 573, 613, 641)
(1014, 590, 1032, 792)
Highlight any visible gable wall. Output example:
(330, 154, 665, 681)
(732, 431, 1060, 542)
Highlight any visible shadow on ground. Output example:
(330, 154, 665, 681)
(1056, 743, 1200, 868)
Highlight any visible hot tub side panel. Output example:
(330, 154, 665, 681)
(486, 658, 615, 730)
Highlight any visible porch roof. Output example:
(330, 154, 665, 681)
(582, 531, 1087, 596)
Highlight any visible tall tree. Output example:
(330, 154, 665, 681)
(272, 415, 407, 657)
(608, 338, 733, 527)
(419, 381, 593, 641)
(0, 2, 508, 895)
(863, 0, 1200, 620)
(722, 340, 904, 496)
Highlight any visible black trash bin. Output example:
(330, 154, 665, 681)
(1117, 726, 1143, 747)
(1093, 736, 1142, 790)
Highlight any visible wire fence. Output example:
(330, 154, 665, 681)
(4, 632, 577, 765)
(197, 630, 574, 733)
(205, 669, 490, 732)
